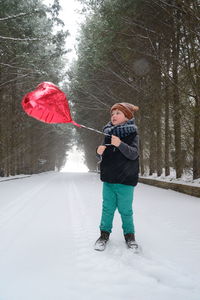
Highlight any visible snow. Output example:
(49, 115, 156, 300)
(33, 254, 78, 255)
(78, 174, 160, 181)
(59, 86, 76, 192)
(0, 174, 31, 182)
(0, 172, 200, 300)
(142, 168, 200, 187)
(61, 146, 89, 172)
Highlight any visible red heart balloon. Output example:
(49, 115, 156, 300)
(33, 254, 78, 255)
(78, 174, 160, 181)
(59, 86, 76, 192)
(22, 82, 80, 126)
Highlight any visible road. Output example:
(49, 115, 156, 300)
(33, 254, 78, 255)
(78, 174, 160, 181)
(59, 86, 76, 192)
(0, 172, 200, 300)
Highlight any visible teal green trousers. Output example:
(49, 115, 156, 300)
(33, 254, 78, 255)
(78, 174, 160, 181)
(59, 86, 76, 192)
(100, 182, 135, 235)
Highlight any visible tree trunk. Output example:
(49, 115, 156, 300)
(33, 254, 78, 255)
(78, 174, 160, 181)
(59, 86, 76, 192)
(172, 11, 183, 178)
(193, 95, 200, 179)
(155, 62, 162, 177)
(138, 111, 144, 175)
(149, 120, 156, 175)
(164, 53, 170, 176)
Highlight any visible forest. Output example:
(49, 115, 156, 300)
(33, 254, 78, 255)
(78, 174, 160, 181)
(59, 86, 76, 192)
(0, 0, 199, 180)
(70, 0, 200, 180)
(0, 0, 72, 176)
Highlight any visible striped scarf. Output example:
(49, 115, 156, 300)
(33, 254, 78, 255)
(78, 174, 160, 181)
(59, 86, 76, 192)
(103, 119, 137, 138)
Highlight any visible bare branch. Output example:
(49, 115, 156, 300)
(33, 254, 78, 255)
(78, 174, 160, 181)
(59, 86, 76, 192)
(0, 63, 32, 71)
(0, 35, 42, 41)
(0, 10, 41, 22)
(0, 72, 40, 88)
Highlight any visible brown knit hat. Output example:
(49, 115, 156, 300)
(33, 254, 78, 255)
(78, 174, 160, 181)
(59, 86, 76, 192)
(110, 102, 139, 119)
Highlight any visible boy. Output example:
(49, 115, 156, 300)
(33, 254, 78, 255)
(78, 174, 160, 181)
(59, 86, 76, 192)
(94, 102, 139, 251)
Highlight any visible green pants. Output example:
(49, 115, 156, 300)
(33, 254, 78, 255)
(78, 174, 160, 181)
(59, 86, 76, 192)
(100, 182, 135, 235)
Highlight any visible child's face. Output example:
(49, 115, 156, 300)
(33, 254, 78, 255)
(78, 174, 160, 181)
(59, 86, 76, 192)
(111, 109, 128, 125)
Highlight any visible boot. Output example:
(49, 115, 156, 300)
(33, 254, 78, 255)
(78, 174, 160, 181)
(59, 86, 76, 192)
(124, 233, 138, 251)
(94, 231, 110, 251)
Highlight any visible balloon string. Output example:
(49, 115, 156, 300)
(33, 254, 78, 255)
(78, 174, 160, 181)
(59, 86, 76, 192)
(71, 121, 109, 136)
(80, 124, 110, 136)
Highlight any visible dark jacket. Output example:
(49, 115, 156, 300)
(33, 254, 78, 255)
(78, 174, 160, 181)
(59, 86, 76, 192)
(100, 132, 139, 186)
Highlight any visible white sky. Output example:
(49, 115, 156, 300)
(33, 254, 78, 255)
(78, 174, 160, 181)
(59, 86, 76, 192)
(44, 0, 88, 172)
(44, 0, 84, 62)
(59, 0, 84, 61)
(61, 146, 89, 172)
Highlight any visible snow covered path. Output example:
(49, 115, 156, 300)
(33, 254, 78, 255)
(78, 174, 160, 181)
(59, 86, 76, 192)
(0, 172, 200, 300)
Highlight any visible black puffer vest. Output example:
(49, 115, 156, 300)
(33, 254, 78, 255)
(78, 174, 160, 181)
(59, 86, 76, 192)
(100, 132, 139, 186)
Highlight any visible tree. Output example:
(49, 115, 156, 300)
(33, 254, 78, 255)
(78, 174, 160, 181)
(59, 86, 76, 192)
(0, 0, 72, 176)
(69, 0, 199, 180)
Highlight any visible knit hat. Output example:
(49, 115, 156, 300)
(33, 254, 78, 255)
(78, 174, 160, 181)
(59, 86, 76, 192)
(110, 102, 139, 119)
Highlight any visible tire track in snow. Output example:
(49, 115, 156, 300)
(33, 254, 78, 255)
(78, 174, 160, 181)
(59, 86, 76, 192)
(62, 173, 200, 300)
(0, 173, 61, 253)
(0, 172, 200, 300)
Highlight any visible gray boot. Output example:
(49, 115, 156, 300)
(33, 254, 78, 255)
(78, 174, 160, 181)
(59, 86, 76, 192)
(94, 231, 110, 251)
(124, 233, 138, 251)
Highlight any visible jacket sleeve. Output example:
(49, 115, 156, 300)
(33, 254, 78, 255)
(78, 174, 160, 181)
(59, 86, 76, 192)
(117, 135, 139, 160)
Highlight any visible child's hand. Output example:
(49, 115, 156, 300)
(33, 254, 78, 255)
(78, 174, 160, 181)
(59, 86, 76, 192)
(97, 145, 106, 155)
(111, 135, 121, 147)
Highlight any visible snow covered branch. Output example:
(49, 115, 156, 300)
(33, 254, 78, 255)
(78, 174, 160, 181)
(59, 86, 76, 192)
(0, 10, 40, 22)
